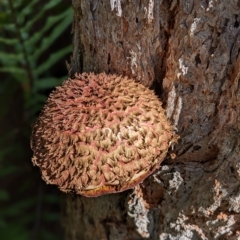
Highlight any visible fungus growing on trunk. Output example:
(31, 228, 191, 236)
(31, 73, 176, 197)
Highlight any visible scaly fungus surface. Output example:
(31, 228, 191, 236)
(31, 73, 175, 197)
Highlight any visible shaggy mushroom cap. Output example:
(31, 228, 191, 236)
(31, 73, 175, 197)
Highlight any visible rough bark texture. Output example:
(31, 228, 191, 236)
(62, 0, 240, 239)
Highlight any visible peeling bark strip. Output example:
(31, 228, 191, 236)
(63, 0, 240, 239)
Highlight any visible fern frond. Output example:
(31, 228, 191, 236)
(0, 37, 19, 45)
(35, 46, 72, 76)
(29, 8, 72, 61)
(0, 3, 71, 239)
(0, 66, 26, 75)
(1, 0, 72, 93)
(0, 52, 23, 62)
(34, 77, 64, 90)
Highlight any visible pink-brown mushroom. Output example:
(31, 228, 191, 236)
(31, 73, 176, 197)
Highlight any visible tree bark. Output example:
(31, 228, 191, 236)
(62, 0, 240, 239)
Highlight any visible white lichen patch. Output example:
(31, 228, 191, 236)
(206, 0, 215, 11)
(128, 50, 138, 74)
(206, 215, 235, 238)
(110, 0, 122, 17)
(168, 171, 183, 191)
(143, 0, 154, 23)
(147, 0, 154, 23)
(166, 85, 182, 129)
(166, 85, 177, 119)
(127, 46, 142, 80)
(128, 187, 150, 238)
(173, 96, 182, 129)
(190, 18, 201, 36)
(178, 215, 208, 240)
(178, 58, 189, 76)
(228, 194, 240, 213)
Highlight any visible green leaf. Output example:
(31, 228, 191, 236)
(12, 0, 24, 9)
(40, 229, 63, 240)
(0, 12, 10, 27)
(25, 8, 72, 53)
(29, 103, 46, 117)
(35, 45, 71, 76)
(0, 218, 6, 228)
(0, 67, 28, 85)
(42, 212, 60, 222)
(21, 0, 62, 32)
(0, 166, 19, 177)
(43, 0, 63, 10)
(29, 92, 47, 102)
(0, 223, 29, 240)
(0, 51, 23, 62)
(27, 93, 48, 117)
(34, 77, 64, 90)
(0, 190, 9, 201)
(31, 9, 72, 61)
(43, 194, 60, 203)
(0, 37, 19, 45)
(0, 197, 36, 217)
(0, 147, 14, 161)
(3, 23, 18, 32)
(20, 0, 39, 17)
(0, 129, 19, 145)
(0, 66, 25, 75)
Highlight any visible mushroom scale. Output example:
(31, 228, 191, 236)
(31, 73, 175, 197)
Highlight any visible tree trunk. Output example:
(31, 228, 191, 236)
(62, 0, 240, 239)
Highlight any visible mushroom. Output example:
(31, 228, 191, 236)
(31, 73, 176, 197)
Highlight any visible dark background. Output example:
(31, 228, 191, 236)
(0, 0, 73, 239)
